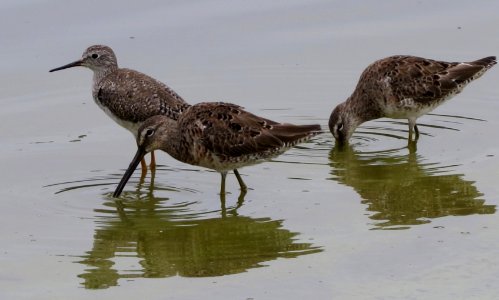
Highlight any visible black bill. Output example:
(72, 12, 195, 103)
(113, 147, 146, 197)
(49, 60, 83, 72)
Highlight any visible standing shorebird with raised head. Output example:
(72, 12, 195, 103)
(329, 55, 496, 145)
(49, 45, 190, 175)
(112, 102, 322, 200)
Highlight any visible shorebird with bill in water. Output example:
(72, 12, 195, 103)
(50, 45, 190, 176)
(329, 55, 496, 145)
(112, 102, 322, 202)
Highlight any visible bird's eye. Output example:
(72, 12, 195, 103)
(91, 53, 99, 59)
(145, 129, 155, 137)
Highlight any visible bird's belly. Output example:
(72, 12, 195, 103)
(197, 154, 262, 172)
(383, 98, 442, 120)
(196, 150, 283, 173)
(94, 97, 141, 137)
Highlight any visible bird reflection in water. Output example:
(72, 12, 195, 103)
(77, 192, 322, 289)
(329, 144, 495, 229)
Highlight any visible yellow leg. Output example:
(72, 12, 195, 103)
(140, 157, 147, 179)
(150, 151, 156, 169)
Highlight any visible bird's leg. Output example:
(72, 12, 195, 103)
(220, 171, 228, 196)
(236, 188, 247, 209)
(226, 189, 246, 218)
(219, 172, 228, 215)
(407, 139, 418, 153)
(140, 157, 147, 179)
(414, 124, 420, 140)
(233, 169, 248, 192)
(408, 118, 418, 142)
(147, 163, 156, 197)
(150, 151, 156, 169)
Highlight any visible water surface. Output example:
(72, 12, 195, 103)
(1, 1, 499, 299)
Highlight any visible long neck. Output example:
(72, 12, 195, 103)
(157, 122, 194, 165)
(345, 91, 382, 124)
(92, 66, 118, 86)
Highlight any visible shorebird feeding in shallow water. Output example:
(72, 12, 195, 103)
(112, 102, 322, 199)
(329, 55, 496, 145)
(49, 45, 190, 176)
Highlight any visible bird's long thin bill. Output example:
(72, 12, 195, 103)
(49, 60, 82, 72)
(113, 148, 146, 198)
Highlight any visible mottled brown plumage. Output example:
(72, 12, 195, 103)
(329, 55, 496, 144)
(95, 69, 188, 127)
(49, 45, 190, 172)
(113, 102, 322, 197)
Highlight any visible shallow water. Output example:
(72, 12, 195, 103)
(1, 1, 499, 299)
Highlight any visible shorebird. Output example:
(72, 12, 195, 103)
(49, 45, 190, 175)
(112, 102, 322, 198)
(329, 55, 496, 144)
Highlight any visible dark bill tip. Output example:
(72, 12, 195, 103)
(113, 147, 146, 198)
(334, 140, 348, 151)
(334, 135, 348, 150)
(49, 60, 82, 72)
